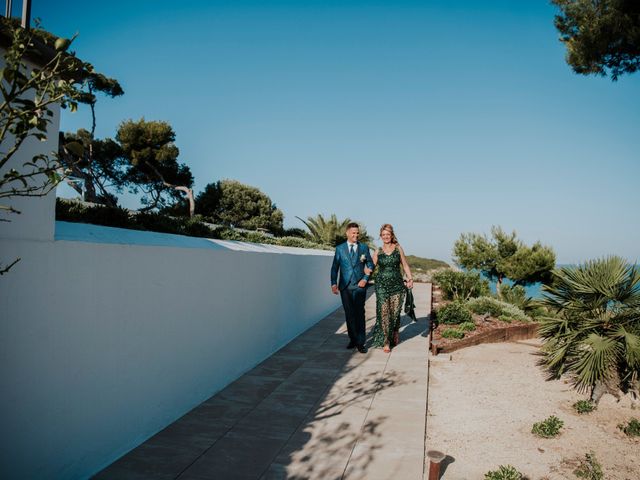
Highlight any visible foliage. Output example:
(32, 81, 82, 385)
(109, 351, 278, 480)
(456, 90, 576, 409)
(467, 297, 530, 322)
(500, 284, 535, 313)
(280, 227, 308, 239)
(296, 213, 372, 247)
(538, 257, 640, 401)
(432, 269, 490, 301)
(116, 118, 195, 215)
(458, 321, 477, 332)
(573, 452, 603, 480)
(618, 418, 640, 437)
(437, 301, 473, 325)
(441, 328, 465, 339)
(572, 400, 596, 414)
(0, 18, 116, 274)
(531, 415, 564, 438)
(484, 465, 524, 480)
(193, 180, 283, 234)
(552, 0, 640, 81)
(405, 255, 448, 272)
(55, 199, 329, 250)
(452, 226, 555, 296)
(58, 129, 126, 206)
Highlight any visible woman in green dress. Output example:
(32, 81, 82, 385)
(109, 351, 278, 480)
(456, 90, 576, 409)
(369, 224, 414, 352)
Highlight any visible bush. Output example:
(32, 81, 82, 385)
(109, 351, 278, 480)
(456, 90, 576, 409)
(441, 328, 465, 339)
(573, 452, 603, 480)
(432, 270, 490, 301)
(573, 400, 596, 414)
(437, 301, 473, 325)
(458, 321, 476, 332)
(531, 415, 564, 438)
(56, 199, 330, 250)
(484, 465, 524, 480)
(467, 297, 530, 322)
(618, 418, 640, 437)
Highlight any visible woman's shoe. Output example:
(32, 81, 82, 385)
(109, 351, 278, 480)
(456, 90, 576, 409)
(383, 344, 391, 353)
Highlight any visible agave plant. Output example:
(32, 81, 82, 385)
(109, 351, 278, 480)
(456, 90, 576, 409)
(538, 256, 640, 402)
(296, 214, 372, 247)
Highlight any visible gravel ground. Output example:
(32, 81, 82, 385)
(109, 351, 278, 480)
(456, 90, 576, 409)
(426, 340, 640, 480)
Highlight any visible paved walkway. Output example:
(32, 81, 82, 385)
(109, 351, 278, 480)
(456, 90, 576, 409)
(94, 283, 431, 480)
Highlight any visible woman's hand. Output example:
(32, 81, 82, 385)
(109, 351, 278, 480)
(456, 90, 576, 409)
(405, 278, 414, 289)
(364, 266, 373, 275)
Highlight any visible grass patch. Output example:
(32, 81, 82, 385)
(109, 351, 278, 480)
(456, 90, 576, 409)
(573, 400, 596, 414)
(573, 452, 603, 480)
(618, 418, 640, 437)
(531, 415, 563, 438)
(441, 328, 465, 339)
(484, 465, 524, 480)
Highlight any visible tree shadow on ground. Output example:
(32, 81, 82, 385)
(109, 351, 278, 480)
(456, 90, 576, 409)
(264, 366, 413, 479)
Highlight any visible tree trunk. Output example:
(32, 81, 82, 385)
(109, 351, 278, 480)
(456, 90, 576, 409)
(496, 275, 503, 299)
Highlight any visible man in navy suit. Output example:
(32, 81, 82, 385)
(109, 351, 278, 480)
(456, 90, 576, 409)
(331, 222, 375, 353)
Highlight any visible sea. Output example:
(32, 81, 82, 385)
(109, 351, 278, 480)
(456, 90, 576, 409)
(484, 265, 575, 299)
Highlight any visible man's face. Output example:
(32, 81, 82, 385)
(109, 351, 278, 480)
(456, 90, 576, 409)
(346, 227, 359, 243)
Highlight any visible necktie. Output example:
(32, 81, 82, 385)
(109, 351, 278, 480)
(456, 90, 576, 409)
(350, 244, 356, 260)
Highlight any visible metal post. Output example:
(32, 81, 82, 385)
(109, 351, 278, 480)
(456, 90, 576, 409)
(21, 0, 30, 29)
(5, 0, 13, 18)
(426, 450, 446, 480)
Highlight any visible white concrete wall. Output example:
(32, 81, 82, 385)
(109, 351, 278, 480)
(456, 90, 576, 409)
(0, 223, 340, 479)
(0, 54, 59, 242)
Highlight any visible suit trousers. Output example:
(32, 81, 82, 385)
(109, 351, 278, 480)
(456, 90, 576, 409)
(340, 284, 367, 346)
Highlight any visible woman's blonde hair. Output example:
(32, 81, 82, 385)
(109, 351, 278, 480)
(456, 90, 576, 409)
(379, 224, 398, 244)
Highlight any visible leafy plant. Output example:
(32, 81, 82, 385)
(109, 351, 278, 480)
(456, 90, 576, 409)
(458, 321, 477, 332)
(453, 226, 555, 296)
(618, 418, 640, 437)
(467, 297, 530, 322)
(538, 257, 640, 402)
(484, 465, 524, 480)
(498, 315, 513, 323)
(573, 452, 603, 480)
(432, 269, 490, 301)
(441, 328, 465, 339)
(531, 415, 564, 438)
(437, 301, 473, 325)
(573, 400, 596, 414)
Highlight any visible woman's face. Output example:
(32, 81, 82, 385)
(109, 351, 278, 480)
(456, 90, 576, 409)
(381, 229, 392, 244)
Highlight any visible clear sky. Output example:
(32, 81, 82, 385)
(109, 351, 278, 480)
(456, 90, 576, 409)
(27, 0, 639, 264)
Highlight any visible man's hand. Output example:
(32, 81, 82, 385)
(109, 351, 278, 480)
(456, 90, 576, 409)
(331, 285, 339, 295)
(364, 267, 373, 275)
(358, 279, 367, 288)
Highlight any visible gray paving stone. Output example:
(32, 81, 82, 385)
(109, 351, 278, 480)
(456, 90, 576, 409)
(94, 284, 433, 480)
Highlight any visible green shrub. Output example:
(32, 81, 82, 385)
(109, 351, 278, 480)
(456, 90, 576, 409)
(441, 328, 465, 339)
(432, 270, 490, 301)
(498, 314, 513, 323)
(484, 465, 524, 480)
(573, 400, 596, 414)
(458, 321, 476, 331)
(618, 418, 640, 437)
(573, 452, 603, 480)
(55, 199, 331, 249)
(531, 415, 564, 438)
(56, 198, 133, 229)
(437, 301, 473, 325)
(467, 297, 530, 322)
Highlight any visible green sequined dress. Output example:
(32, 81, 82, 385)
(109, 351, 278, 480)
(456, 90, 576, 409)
(372, 246, 406, 348)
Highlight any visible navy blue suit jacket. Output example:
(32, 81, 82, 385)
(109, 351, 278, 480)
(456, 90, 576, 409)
(331, 242, 374, 291)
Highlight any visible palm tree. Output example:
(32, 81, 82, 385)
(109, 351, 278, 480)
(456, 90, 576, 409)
(296, 214, 373, 247)
(538, 256, 640, 402)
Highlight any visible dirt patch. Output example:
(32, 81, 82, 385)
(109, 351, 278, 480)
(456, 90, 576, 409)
(426, 340, 640, 479)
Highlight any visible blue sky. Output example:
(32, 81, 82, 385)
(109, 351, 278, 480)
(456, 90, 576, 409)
(29, 0, 639, 264)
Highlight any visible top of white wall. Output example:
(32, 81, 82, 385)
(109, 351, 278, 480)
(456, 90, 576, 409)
(55, 221, 333, 256)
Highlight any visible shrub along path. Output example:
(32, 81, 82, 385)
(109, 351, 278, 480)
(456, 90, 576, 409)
(94, 283, 432, 480)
